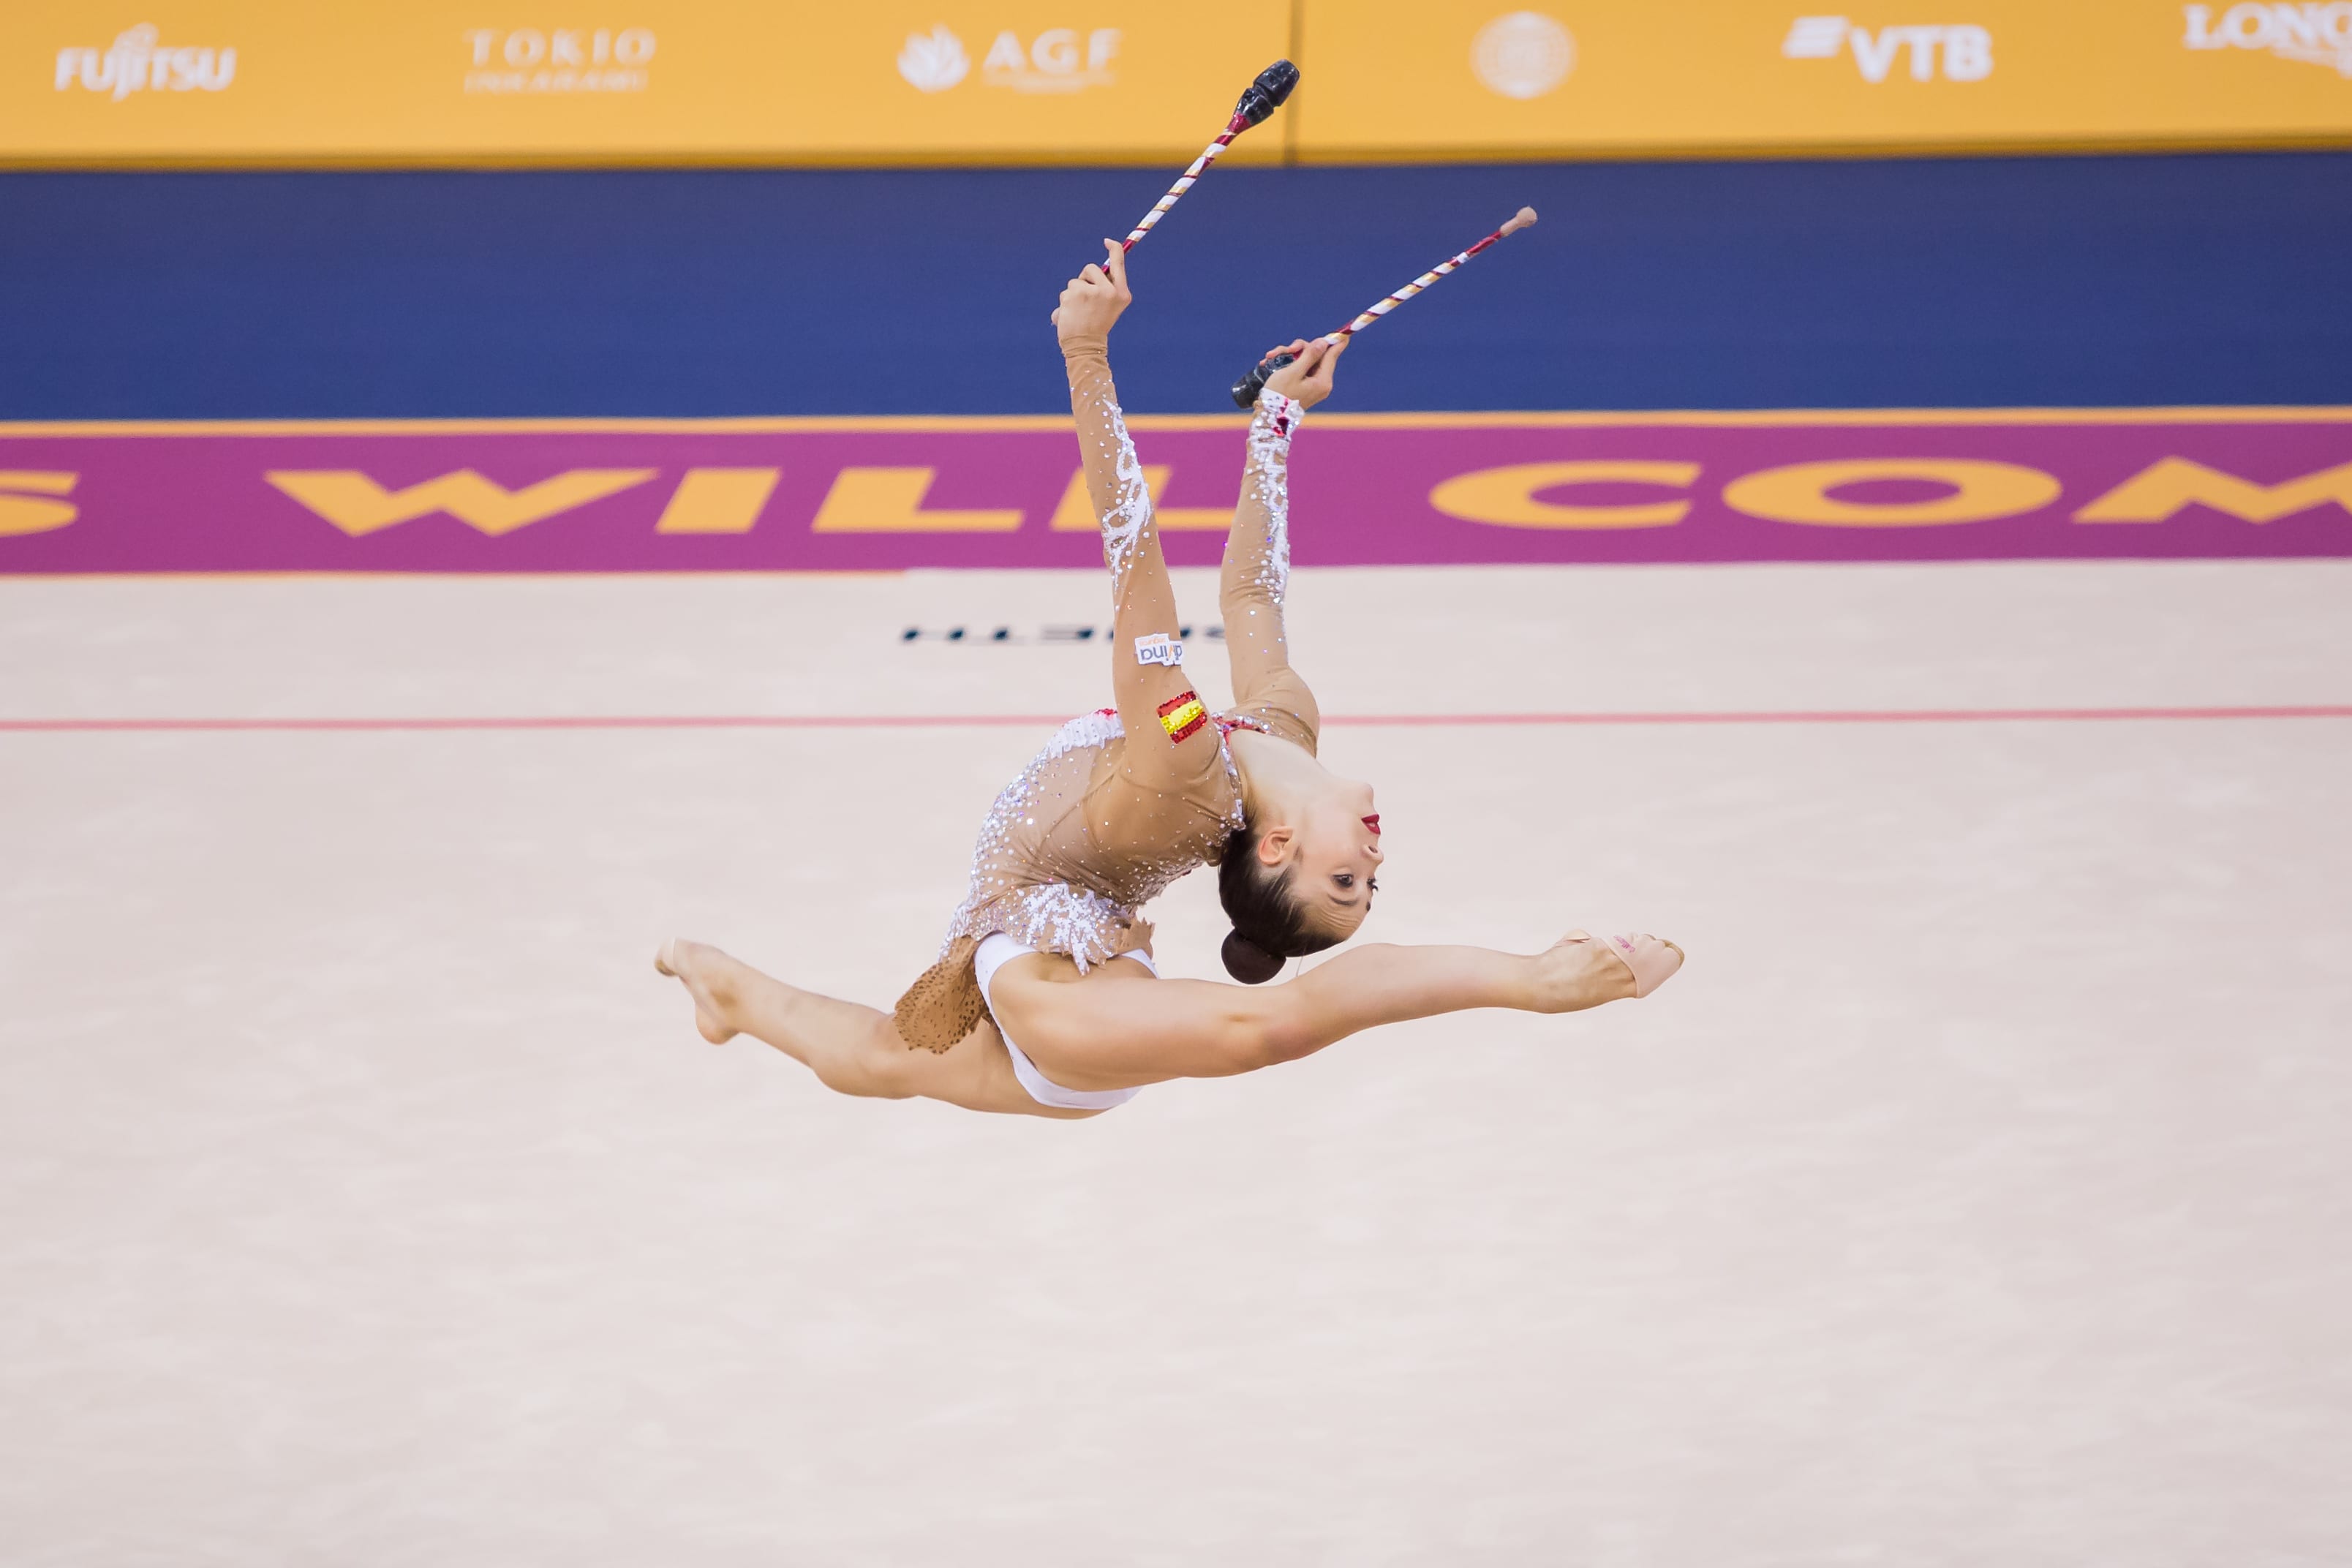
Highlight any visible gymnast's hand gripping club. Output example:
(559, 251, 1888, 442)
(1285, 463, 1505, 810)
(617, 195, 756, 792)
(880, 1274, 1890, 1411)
(1230, 206, 1540, 407)
(1116, 59, 1298, 256)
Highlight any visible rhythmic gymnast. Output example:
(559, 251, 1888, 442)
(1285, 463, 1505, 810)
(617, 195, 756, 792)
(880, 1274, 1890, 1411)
(658, 241, 1682, 1119)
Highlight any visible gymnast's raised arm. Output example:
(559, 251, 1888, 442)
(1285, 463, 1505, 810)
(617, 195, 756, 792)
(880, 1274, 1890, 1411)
(1054, 240, 1221, 792)
(1221, 336, 1344, 743)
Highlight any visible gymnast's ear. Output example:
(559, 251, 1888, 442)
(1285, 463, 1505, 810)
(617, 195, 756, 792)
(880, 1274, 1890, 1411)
(1254, 824, 1293, 867)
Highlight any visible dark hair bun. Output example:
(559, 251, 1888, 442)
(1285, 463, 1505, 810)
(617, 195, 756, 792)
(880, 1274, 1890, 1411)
(1221, 930, 1285, 984)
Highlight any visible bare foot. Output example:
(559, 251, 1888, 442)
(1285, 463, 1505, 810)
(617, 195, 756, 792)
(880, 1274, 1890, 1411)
(656, 938, 740, 1044)
(1531, 929, 1683, 1011)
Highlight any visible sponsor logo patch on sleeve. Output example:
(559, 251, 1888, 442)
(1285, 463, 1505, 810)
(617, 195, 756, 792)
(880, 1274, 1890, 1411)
(1133, 632, 1185, 667)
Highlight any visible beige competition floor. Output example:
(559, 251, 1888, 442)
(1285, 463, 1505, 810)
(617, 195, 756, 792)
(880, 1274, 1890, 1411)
(4, 560, 2350, 1567)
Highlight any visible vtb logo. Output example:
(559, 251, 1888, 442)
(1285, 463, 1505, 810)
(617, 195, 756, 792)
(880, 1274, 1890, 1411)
(897, 26, 1121, 94)
(1782, 15, 1993, 80)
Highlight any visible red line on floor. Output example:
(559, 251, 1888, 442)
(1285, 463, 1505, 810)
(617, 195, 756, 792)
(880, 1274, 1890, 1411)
(2, 706, 2348, 734)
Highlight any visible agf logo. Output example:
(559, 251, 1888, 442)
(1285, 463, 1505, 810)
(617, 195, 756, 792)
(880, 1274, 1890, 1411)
(896, 26, 1121, 94)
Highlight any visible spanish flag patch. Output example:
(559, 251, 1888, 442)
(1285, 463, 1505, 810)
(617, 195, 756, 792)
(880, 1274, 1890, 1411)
(1156, 690, 1209, 744)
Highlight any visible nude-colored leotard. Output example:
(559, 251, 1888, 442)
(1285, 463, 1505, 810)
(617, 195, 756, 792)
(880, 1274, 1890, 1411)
(891, 334, 1319, 1051)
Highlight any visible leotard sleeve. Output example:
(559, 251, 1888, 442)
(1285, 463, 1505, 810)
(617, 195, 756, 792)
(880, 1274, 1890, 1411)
(1218, 388, 1320, 753)
(1062, 332, 1223, 791)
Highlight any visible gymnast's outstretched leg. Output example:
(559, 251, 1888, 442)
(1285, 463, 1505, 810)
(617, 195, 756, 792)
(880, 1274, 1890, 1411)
(655, 941, 1097, 1119)
(992, 930, 1667, 1094)
(661, 929, 1676, 1115)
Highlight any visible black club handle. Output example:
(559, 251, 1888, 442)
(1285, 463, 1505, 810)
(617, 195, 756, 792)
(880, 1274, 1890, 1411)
(1229, 350, 1296, 409)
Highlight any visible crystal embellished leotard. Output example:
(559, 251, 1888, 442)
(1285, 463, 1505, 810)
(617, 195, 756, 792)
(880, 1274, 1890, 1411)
(891, 334, 1321, 1051)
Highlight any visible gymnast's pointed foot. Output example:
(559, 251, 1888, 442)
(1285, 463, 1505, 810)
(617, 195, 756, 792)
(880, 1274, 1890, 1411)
(656, 938, 741, 1044)
(1585, 929, 1684, 998)
(1537, 929, 1684, 1010)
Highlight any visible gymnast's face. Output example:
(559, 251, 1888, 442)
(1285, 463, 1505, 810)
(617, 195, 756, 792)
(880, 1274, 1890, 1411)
(1262, 772, 1384, 939)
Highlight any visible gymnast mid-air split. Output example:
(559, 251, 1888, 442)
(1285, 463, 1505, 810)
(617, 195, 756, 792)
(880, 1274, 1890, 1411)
(657, 61, 1681, 1119)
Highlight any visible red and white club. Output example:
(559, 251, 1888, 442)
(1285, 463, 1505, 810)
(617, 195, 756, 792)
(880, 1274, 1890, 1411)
(1229, 206, 1540, 406)
(1117, 59, 1298, 256)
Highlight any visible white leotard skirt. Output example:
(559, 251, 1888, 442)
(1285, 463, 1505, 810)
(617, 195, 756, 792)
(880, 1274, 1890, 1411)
(974, 932, 1151, 1112)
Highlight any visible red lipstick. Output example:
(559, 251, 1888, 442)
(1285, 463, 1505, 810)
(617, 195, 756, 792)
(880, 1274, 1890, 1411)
(1362, 814, 1382, 835)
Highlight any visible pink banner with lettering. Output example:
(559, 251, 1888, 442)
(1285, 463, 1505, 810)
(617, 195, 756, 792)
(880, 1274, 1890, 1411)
(3, 410, 2347, 573)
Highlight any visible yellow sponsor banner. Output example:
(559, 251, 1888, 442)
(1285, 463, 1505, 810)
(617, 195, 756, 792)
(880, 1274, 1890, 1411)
(7, 1, 2351, 164)
(1, 0, 1293, 164)
(1294, 1, 2352, 159)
